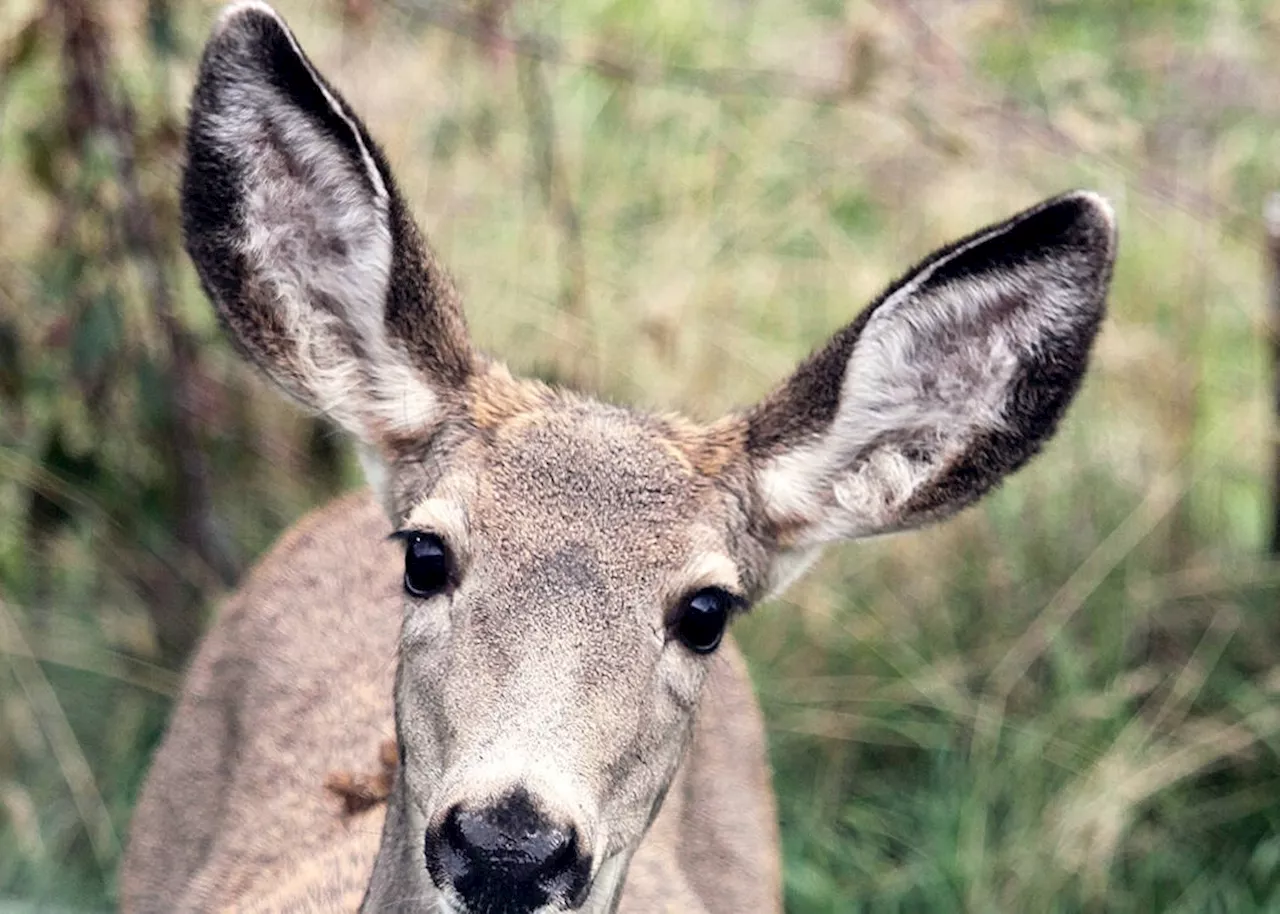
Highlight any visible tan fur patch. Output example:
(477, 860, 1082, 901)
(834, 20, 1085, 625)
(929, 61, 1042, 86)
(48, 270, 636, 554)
(468, 363, 556, 430)
(660, 414, 748, 478)
(324, 738, 399, 818)
(468, 363, 747, 479)
(655, 436, 696, 474)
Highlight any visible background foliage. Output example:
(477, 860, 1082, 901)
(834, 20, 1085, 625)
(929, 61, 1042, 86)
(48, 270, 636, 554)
(2, 0, 1279, 910)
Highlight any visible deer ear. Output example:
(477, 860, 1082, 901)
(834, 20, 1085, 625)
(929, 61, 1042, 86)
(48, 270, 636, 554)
(746, 192, 1115, 581)
(183, 2, 474, 463)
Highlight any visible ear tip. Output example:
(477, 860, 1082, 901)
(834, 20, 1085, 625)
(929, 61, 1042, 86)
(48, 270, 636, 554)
(207, 1, 291, 61)
(1049, 189, 1119, 259)
(213, 0, 286, 35)
(191, 2, 287, 125)
(1060, 189, 1115, 227)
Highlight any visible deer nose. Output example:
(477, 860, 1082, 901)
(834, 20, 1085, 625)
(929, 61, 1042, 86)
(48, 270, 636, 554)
(425, 790, 590, 910)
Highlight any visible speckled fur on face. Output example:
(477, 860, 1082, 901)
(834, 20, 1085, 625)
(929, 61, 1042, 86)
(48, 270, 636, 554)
(390, 384, 762, 867)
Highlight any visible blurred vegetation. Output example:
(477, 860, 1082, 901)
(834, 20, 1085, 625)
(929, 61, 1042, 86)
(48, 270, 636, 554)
(2, 0, 1280, 910)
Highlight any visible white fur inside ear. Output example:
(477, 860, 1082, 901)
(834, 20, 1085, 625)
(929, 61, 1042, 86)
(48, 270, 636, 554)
(206, 37, 440, 439)
(216, 2, 389, 205)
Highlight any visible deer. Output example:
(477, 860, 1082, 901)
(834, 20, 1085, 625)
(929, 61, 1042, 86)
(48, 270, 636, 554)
(119, 3, 1117, 912)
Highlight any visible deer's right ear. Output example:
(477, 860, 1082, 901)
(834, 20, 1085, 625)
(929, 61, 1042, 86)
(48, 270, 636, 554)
(183, 3, 474, 460)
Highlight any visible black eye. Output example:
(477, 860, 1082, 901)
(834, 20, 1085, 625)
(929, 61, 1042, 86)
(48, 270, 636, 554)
(673, 588, 734, 654)
(403, 533, 450, 598)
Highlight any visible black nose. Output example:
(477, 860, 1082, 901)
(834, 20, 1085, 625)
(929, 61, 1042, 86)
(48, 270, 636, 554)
(424, 790, 590, 910)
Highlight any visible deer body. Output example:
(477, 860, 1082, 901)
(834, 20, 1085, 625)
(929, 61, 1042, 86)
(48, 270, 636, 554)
(122, 3, 1116, 911)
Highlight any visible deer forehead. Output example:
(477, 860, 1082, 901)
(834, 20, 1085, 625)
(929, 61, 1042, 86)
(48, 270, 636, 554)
(400, 386, 752, 591)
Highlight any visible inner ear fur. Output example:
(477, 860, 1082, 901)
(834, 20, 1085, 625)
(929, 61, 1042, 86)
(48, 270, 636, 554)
(746, 191, 1116, 547)
(182, 2, 474, 448)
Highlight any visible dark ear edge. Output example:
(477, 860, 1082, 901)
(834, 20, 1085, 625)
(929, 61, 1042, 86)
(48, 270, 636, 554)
(182, 2, 475, 422)
(182, 1, 390, 325)
(746, 191, 1116, 462)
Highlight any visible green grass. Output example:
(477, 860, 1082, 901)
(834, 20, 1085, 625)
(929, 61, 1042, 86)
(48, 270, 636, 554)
(2, 0, 1279, 910)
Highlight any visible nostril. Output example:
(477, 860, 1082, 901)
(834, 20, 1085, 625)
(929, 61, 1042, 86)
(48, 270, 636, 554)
(455, 805, 574, 872)
(425, 793, 590, 909)
(423, 805, 471, 889)
(540, 822, 577, 874)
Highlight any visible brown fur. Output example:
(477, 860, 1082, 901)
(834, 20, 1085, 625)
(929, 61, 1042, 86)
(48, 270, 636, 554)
(324, 738, 398, 817)
(468, 363, 557, 431)
(657, 414, 748, 479)
(121, 493, 781, 912)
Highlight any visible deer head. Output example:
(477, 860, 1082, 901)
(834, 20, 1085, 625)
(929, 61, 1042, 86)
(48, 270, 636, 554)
(183, 4, 1115, 912)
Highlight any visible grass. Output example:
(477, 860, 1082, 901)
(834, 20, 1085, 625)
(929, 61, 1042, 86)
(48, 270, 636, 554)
(2, 0, 1279, 910)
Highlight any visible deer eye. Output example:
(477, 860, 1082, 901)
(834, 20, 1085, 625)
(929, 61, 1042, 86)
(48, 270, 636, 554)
(403, 533, 450, 598)
(672, 588, 734, 654)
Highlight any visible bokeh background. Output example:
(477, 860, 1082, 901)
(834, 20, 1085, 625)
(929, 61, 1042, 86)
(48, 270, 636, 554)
(3, 0, 1280, 910)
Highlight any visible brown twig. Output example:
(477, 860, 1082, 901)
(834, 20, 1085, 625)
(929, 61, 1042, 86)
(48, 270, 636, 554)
(51, 0, 238, 659)
(1266, 193, 1280, 556)
(516, 55, 587, 320)
(866, 0, 1245, 233)
(392, 0, 1252, 237)
(390, 0, 854, 102)
(515, 54, 594, 385)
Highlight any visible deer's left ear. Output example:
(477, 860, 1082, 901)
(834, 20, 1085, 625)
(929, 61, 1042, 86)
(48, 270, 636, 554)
(746, 192, 1116, 565)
